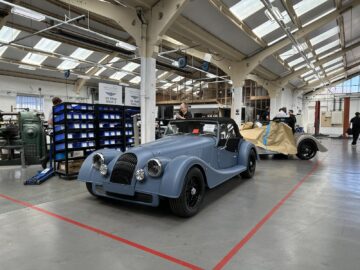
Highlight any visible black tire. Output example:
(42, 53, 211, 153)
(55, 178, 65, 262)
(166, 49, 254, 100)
(241, 149, 256, 179)
(169, 167, 205, 217)
(296, 139, 317, 160)
(86, 182, 98, 197)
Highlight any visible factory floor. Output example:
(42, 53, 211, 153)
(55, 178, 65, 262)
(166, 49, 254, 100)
(0, 138, 359, 270)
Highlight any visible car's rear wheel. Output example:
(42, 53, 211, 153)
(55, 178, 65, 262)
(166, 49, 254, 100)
(86, 182, 98, 197)
(169, 167, 205, 217)
(296, 139, 317, 160)
(241, 149, 256, 179)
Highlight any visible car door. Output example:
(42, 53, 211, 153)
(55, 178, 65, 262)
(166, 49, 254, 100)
(217, 123, 240, 169)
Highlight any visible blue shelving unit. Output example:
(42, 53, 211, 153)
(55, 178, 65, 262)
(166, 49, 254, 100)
(124, 106, 140, 151)
(53, 102, 96, 178)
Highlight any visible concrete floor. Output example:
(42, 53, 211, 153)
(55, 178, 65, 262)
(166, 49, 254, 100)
(0, 138, 359, 270)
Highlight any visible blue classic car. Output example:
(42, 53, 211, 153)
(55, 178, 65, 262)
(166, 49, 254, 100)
(80, 118, 257, 217)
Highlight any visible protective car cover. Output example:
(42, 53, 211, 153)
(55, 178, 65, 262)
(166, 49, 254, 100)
(240, 122, 297, 155)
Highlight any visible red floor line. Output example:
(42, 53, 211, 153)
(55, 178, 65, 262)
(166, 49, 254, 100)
(213, 160, 321, 270)
(0, 193, 203, 270)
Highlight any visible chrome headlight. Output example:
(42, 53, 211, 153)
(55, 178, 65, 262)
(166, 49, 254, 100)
(92, 153, 104, 170)
(147, 158, 162, 177)
(99, 164, 108, 176)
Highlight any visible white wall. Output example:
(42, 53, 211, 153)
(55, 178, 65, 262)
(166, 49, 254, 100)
(269, 88, 301, 118)
(302, 96, 360, 135)
(0, 75, 91, 119)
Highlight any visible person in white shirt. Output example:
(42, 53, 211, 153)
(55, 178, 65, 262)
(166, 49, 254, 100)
(275, 107, 288, 118)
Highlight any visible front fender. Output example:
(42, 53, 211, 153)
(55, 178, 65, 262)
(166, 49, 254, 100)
(238, 140, 258, 167)
(78, 148, 122, 183)
(158, 155, 206, 198)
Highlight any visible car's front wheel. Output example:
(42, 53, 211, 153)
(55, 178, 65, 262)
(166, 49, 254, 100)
(296, 139, 317, 160)
(241, 149, 256, 179)
(86, 182, 98, 197)
(169, 167, 205, 217)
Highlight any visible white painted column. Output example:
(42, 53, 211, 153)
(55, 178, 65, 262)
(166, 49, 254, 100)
(140, 56, 157, 143)
(231, 86, 243, 125)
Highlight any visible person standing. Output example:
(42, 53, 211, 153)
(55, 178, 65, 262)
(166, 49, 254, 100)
(176, 102, 192, 119)
(350, 112, 360, 147)
(288, 109, 297, 133)
(47, 97, 63, 127)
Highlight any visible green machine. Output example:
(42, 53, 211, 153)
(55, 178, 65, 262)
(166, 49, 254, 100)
(0, 111, 47, 166)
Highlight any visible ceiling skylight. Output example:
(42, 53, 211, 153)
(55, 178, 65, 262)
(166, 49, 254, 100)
(0, 26, 21, 43)
(157, 71, 168, 79)
(293, 0, 328, 17)
(110, 71, 127, 80)
(300, 70, 314, 78)
(70, 48, 93, 60)
(310, 27, 338, 46)
(288, 57, 305, 67)
(315, 40, 340, 55)
(322, 57, 343, 68)
(109, 57, 120, 64)
(130, 76, 141, 84)
(160, 83, 173, 89)
(229, 0, 275, 21)
(319, 48, 341, 60)
(57, 59, 79, 70)
(253, 10, 291, 38)
(22, 53, 47, 65)
(172, 76, 184, 82)
(34, 38, 61, 53)
(122, 62, 140, 72)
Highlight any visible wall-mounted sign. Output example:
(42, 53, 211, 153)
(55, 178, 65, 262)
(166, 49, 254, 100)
(99, 83, 123, 105)
(124, 87, 140, 107)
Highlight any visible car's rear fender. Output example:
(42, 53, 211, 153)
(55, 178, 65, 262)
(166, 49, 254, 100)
(296, 134, 328, 152)
(158, 155, 246, 198)
(238, 140, 258, 167)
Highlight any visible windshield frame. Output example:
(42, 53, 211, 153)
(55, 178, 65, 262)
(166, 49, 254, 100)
(164, 119, 220, 139)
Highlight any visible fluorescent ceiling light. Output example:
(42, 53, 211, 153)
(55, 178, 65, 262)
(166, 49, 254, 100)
(319, 48, 341, 60)
(115, 40, 136, 51)
(129, 76, 141, 84)
(77, 74, 91, 80)
(162, 35, 184, 46)
(229, 0, 275, 21)
(22, 53, 47, 65)
(330, 74, 345, 82)
(206, 73, 217, 78)
(315, 40, 340, 55)
(18, 64, 36, 70)
(294, 64, 307, 71)
(160, 83, 173, 89)
(253, 10, 291, 38)
(288, 57, 305, 67)
(94, 67, 107, 76)
(110, 71, 127, 80)
(185, 80, 193, 85)
(0, 26, 21, 43)
(57, 59, 79, 70)
(97, 54, 109, 63)
(325, 63, 343, 73)
(293, 0, 327, 17)
(70, 48, 93, 60)
(322, 57, 343, 68)
(34, 38, 61, 53)
(0, 46, 7, 57)
(327, 67, 344, 76)
(308, 78, 319, 84)
(157, 71, 168, 79)
(122, 62, 140, 72)
(310, 27, 338, 46)
(11, 6, 45, 21)
(304, 75, 316, 81)
(86, 67, 95, 74)
(267, 34, 286, 46)
(172, 75, 183, 82)
(109, 57, 120, 64)
(300, 70, 314, 78)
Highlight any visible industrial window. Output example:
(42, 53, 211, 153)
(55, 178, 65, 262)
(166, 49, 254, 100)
(16, 95, 44, 111)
